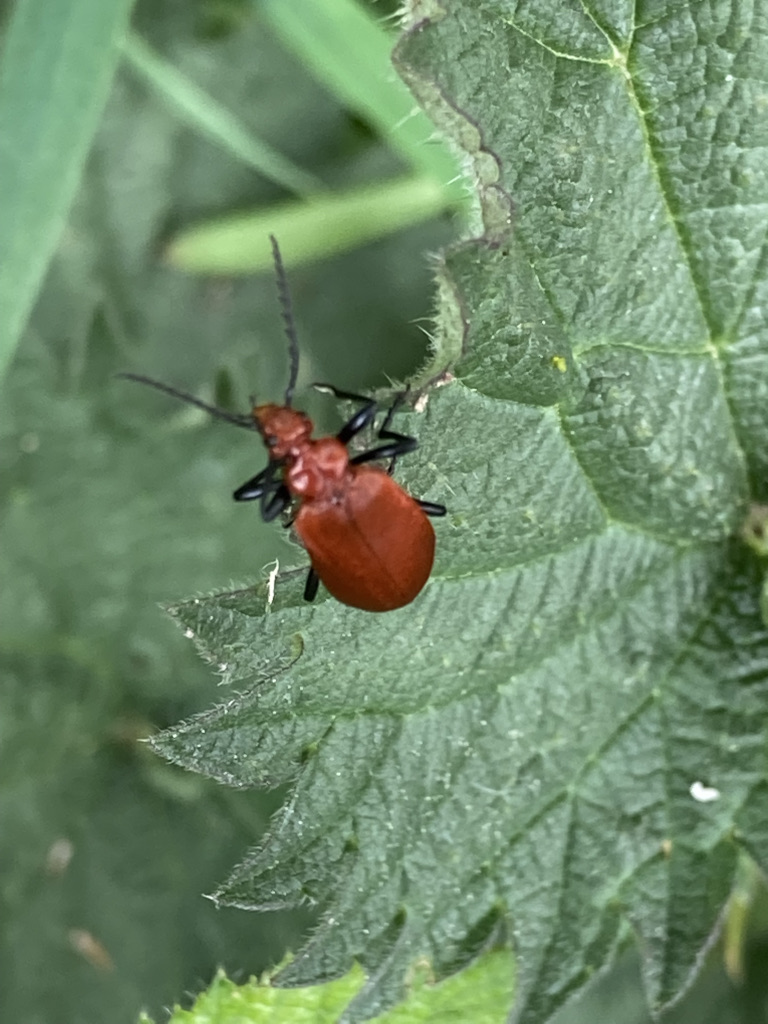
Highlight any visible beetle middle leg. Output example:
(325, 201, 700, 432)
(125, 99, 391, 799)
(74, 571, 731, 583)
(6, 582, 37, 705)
(372, 396, 447, 516)
(325, 386, 448, 516)
(315, 383, 447, 523)
(349, 393, 420, 465)
(313, 383, 418, 462)
(312, 383, 379, 444)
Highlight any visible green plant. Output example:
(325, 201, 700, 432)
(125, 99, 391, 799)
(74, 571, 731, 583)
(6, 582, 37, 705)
(150, 2, 768, 1022)
(3, 1, 768, 1024)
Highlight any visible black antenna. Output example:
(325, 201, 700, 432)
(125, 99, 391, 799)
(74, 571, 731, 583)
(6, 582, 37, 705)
(117, 373, 255, 430)
(269, 235, 300, 407)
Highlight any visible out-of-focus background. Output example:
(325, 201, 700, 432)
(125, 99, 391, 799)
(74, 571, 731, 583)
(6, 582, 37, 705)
(0, 1, 456, 1021)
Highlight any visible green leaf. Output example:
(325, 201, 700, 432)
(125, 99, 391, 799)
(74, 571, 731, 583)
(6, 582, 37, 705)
(259, 0, 461, 190)
(121, 32, 325, 196)
(139, 950, 514, 1023)
(0, 0, 134, 382)
(151, 1, 768, 1022)
(163, 0, 467, 273)
(165, 174, 450, 272)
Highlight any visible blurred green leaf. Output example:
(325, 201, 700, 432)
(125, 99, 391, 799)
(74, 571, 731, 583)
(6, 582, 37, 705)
(259, 0, 462, 191)
(152, 1, 768, 1023)
(163, 0, 467, 273)
(121, 32, 325, 196)
(0, 0, 134, 382)
(166, 173, 449, 272)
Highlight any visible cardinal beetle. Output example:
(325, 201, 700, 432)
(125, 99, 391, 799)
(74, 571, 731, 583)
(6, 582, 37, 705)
(120, 236, 445, 611)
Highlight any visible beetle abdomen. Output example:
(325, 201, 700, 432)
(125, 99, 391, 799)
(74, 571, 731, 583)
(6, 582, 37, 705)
(295, 467, 436, 612)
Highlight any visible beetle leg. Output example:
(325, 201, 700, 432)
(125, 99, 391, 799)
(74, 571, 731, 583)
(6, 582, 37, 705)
(234, 462, 291, 522)
(304, 566, 320, 602)
(313, 383, 378, 443)
(233, 464, 272, 501)
(350, 432, 418, 465)
(352, 399, 447, 515)
(350, 394, 419, 465)
(318, 386, 434, 484)
(262, 484, 291, 522)
(417, 500, 447, 516)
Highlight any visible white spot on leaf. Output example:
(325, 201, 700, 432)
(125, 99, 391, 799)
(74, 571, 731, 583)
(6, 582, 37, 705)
(690, 780, 720, 803)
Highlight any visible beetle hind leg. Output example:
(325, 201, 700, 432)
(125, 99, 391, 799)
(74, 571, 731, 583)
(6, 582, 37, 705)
(418, 500, 446, 516)
(234, 461, 291, 522)
(304, 567, 320, 602)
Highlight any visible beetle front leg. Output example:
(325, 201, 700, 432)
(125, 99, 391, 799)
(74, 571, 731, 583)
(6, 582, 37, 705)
(233, 464, 272, 502)
(233, 461, 291, 522)
(312, 383, 378, 444)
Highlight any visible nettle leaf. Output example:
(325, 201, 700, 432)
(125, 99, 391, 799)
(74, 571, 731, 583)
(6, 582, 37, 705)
(152, 2, 768, 1023)
(139, 950, 515, 1024)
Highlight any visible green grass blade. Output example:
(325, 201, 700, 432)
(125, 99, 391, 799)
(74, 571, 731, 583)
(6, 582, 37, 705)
(165, 173, 449, 272)
(0, 0, 134, 383)
(259, 0, 464, 198)
(121, 32, 325, 197)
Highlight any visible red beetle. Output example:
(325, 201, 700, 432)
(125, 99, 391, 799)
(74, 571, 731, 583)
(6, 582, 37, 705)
(121, 237, 445, 611)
